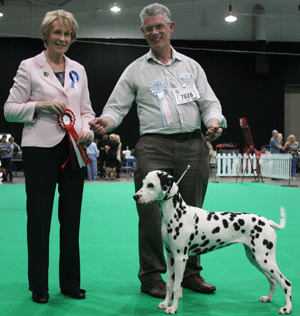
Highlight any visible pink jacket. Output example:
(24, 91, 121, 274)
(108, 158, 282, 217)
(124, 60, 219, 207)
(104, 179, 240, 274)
(4, 51, 95, 147)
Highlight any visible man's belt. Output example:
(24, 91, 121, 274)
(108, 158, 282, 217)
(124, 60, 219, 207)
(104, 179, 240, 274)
(143, 130, 202, 142)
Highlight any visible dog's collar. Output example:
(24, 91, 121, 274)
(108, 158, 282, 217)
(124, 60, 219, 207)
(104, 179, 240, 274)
(160, 190, 178, 203)
(163, 194, 175, 201)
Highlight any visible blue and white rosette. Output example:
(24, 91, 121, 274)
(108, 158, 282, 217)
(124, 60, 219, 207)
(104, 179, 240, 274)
(69, 70, 79, 89)
(149, 80, 173, 127)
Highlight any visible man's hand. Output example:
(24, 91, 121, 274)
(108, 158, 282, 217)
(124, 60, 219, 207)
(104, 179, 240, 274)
(89, 117, 115, 135)
(205, 119, 223, 141)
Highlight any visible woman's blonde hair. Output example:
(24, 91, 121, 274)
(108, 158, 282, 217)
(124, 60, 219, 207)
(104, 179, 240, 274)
(41, 10, 78, 48)
(288, 134, 296, 141)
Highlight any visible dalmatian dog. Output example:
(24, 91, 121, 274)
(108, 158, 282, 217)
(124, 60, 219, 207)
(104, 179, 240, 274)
(133, 170, 292, 315)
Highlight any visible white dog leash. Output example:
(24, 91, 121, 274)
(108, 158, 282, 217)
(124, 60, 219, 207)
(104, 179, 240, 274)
(176, 127, 221, 186)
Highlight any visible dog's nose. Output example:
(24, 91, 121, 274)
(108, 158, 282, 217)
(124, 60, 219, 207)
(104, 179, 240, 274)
(133, 194, 140, 201)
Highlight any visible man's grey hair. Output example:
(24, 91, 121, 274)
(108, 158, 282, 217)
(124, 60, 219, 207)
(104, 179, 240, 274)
(140, 3, 172, 27)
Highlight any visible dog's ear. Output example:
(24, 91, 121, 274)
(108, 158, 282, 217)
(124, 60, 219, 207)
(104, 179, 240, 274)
(157, 171, 174, 194)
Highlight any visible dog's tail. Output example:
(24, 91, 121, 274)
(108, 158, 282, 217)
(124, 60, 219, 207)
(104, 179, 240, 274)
(270, 207, 286, 230)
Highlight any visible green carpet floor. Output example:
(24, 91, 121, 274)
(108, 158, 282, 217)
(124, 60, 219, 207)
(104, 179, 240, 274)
(0, 182, 299, 316)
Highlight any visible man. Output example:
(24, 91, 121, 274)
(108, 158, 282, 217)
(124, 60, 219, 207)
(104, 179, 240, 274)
(8, 136, 21, 158)
(0, 135, 13, 182)
(270, 130, 284, 153)
(90, 3, 226, 298)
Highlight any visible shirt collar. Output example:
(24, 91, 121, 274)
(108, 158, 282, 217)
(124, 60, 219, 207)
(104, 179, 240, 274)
(146, 46, 182, 65)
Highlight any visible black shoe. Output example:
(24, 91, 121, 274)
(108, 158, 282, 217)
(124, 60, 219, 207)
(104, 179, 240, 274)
(141, 280, 166, 299)
(182, 274, 216, 294)
(61, 288, 86, 299)
(32, 292, 49, 303)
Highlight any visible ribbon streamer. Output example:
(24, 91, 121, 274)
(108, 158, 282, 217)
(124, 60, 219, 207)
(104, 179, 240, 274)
(57, 109, 90, 169)
(157, 91, 174, 127)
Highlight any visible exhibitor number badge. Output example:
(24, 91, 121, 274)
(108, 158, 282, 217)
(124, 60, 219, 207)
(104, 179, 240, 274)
(172, 84, 200, 105)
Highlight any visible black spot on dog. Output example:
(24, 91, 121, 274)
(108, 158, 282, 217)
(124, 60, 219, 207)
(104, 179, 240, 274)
(176, 209, 182, 219)
(285, 280, 291, 287)
(207, 212, 215, 221)
(171, 258, 174, 266)
(190, 234, 195, 241)
(212, 227, 220, 234)
(166, 248, 171, 253)
(214, 215, 219, 220)
(263, 239, 273, 250)
(264, 260, 267, 264)
(258, 220, 266, 226)
(201, 235, 206, 240)
(254, 225, 263, 233)
(172, 273, 175, 281)
(189, 244, 198, 251)
(252, 217, 257, 222)
(241, 229, 245, 233)
(177, 249, 180, 253)
(184, 247, 188, 255)
(238, 219, 245, 226)
(200, 240, 210, 247)
(233, 222, 240, 231)
(270, 269, 274, 273)
(222, 219, 229, 228)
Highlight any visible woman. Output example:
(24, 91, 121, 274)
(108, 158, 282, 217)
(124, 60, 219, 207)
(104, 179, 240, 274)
(115, 134, 122, 178)
(4, 10, 95, 303)
(284, 134, 300, 179)
(104, 134, 119, 180)
(0, 135, 13, 182)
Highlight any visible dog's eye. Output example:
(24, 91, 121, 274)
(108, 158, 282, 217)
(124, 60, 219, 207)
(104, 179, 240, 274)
(147, 183, 154, 188)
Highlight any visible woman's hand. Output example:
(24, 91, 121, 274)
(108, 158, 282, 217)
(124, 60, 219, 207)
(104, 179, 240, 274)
(77, 131, 93, 147)
(35, 99, 66, 115)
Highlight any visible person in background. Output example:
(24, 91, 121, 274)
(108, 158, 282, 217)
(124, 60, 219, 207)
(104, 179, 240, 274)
(97, 134, 109, 178)
(105, 134, 119, 180)
(4, 10, 95, 303)
(114, 134, 122, 178)
(86, 139, 99, 180)
(8, 136, 21, 158)
(270, 130, 285, 153)
(256, 145, 267, 157)
(90, 3, 226, 299)
(0, 135, 13, 182)
(284, 134, 300, 180)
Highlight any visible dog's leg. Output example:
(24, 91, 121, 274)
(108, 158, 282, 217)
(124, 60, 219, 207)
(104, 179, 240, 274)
(244, 245, 292, 314)
(164, 254, 187, 314)
(158, 250, 174, 310)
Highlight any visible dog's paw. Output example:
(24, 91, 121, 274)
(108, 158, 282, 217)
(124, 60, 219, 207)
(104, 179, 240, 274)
(158, 302, 169, 310)
(279, 307, 292, 314)
(259, 296, 272, 303)
(165, 306, 178, 314)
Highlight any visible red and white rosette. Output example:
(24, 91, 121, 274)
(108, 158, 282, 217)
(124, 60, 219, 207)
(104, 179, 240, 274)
(57, 109, 91, 169)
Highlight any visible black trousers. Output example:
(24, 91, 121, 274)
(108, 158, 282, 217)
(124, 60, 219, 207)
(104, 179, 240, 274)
(134, 133, 209, 285)
(22, 136, 86, 293)
(1, 157, 12, 181)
